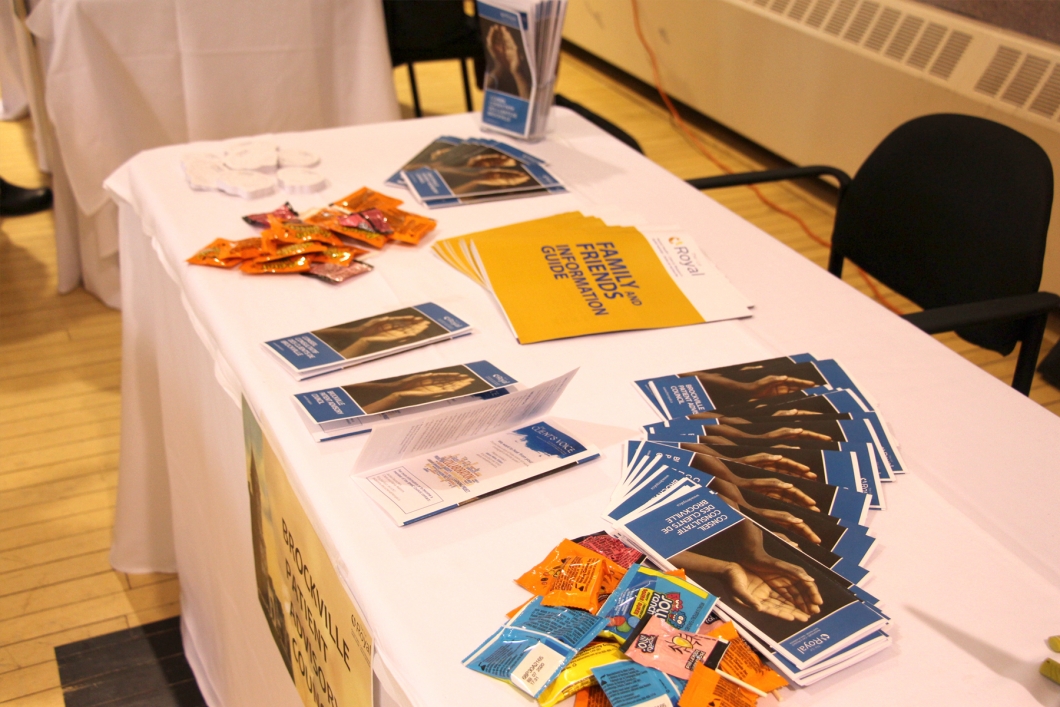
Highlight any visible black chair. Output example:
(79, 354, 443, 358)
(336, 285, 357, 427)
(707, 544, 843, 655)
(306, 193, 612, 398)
(554, 94, 644, 154)
(1037, 340, 1060, 387)
(687, 114, 1059, 396)
(383, 0, 484, 118)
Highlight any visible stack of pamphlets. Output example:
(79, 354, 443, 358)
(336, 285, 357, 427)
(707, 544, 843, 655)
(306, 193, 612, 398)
(432, 212, 753, 343)
(350, 369, 599, 525)
(386, 136, 565, 208)
(476, 0, 568, 140)
(606, 353, 901, 686)
(294, 361, 519, 441)
(264, 303, 472, 380)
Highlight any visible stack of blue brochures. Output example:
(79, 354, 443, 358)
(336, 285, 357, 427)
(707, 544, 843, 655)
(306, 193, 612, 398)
(607, 354, 902, 686)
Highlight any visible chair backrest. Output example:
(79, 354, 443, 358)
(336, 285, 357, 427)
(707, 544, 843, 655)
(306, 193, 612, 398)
(554, 94, 644, 154)
(384, 0, 480, 66)
(831, 113, 1053, 353)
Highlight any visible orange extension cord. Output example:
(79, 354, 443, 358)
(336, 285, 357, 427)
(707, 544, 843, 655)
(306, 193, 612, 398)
(629, 0, 902, 315)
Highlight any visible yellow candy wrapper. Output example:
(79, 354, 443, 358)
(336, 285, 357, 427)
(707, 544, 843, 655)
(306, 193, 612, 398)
(537, 643, 627, 707)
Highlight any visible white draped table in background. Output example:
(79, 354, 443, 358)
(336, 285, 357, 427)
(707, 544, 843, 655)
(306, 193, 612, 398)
(26, 0, 400, 308)
(106, 109, 1060, 707)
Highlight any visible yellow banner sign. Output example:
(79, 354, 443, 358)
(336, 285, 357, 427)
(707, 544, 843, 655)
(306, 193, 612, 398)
(245, 398, 373, 707)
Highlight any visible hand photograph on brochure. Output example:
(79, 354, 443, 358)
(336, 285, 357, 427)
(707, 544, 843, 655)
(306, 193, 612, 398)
(295, 361, 519, 441)
(312, 310, 450, 360)
(264, 302, 472, 379)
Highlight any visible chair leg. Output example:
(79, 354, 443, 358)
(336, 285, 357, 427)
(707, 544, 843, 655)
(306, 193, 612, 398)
(1038, 339, 1060, 388)
(1012, 312, 1048, 395)
(460, 58, 473, 112)
(407, 64, 422, 118)
(827, 249, 844, 278)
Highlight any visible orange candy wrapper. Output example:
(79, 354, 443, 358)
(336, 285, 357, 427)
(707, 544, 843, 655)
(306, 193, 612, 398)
(329, 187, 437, 246)
(188, 186, 432, 280)
(382, 209, 436, 246)
(311, 246, 368, 265)
(304, 208, 390, 249)
(574, 685, 612, 707)
(702, 621, 787, 696)
(239, 255, 313, 274)
(226, 237, 263, 260)
(679, 663, 759, 707)
(255, 242, 328, 263)
(516, 539, 627, 614)
(332, 186, 404, 212)
(262, 216, 344, 251)
(187, 239, 243, 268)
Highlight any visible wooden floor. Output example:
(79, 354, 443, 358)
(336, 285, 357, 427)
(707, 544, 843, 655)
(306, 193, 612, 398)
(1, 47, 1058, 705)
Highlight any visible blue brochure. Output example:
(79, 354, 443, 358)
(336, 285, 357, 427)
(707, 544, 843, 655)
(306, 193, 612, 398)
(264, 302, 471, 380)
(477, 2, 534, 137)
(629, 441, 871, 526)
(619, 443, 876, 581)
(657, 439, 883, 510)
(295, 361, 517, 441)
(617, 487, 887, 669)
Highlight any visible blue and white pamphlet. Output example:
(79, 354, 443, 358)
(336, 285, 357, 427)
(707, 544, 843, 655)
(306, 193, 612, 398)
(612, 486, 888, 669)
(295, 361, 518, 441)
(352, 369, 598, 524)
(264, 302, 472, 380)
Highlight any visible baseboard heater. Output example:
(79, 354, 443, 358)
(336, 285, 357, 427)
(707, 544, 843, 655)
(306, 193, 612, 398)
(564, 0, 1060, 292)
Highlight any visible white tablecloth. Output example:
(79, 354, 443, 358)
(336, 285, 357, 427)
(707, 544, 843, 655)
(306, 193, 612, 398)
(0, 0, 29, 119)
(27, 0, 400, 308)
(106, 109, 1060, 707)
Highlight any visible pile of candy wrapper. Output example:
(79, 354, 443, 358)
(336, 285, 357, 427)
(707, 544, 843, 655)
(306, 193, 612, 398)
(464, 532, 787, 707)
(186, 188, 436, 284)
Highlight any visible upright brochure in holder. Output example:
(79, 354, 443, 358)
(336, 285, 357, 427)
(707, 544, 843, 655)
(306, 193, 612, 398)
(264, 303, 472, 380)
(352, 369, 598, 525)
(477, 0, 568, 140)
(612, 486, 888, 669)
(295, 361, 518, 441)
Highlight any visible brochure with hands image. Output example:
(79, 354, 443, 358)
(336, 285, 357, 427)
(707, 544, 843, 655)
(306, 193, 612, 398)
(264, 302, 472, 380)
(612, 353, 899, 685)
(294, 361, 519, 441)
(608, 484, 887, 670)
(351, 369, 599, 525)
(398, 139, 565, 209)
(477, 0, 568, 140)
(616, 442, 875, 587)
(635, 354, 903, 479)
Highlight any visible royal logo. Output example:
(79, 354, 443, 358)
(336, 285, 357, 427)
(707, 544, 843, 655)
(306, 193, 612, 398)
(796, 633, 831, 654)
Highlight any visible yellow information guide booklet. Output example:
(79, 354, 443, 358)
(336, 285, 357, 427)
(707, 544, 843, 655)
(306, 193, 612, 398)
(433, 212, 751, 343)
